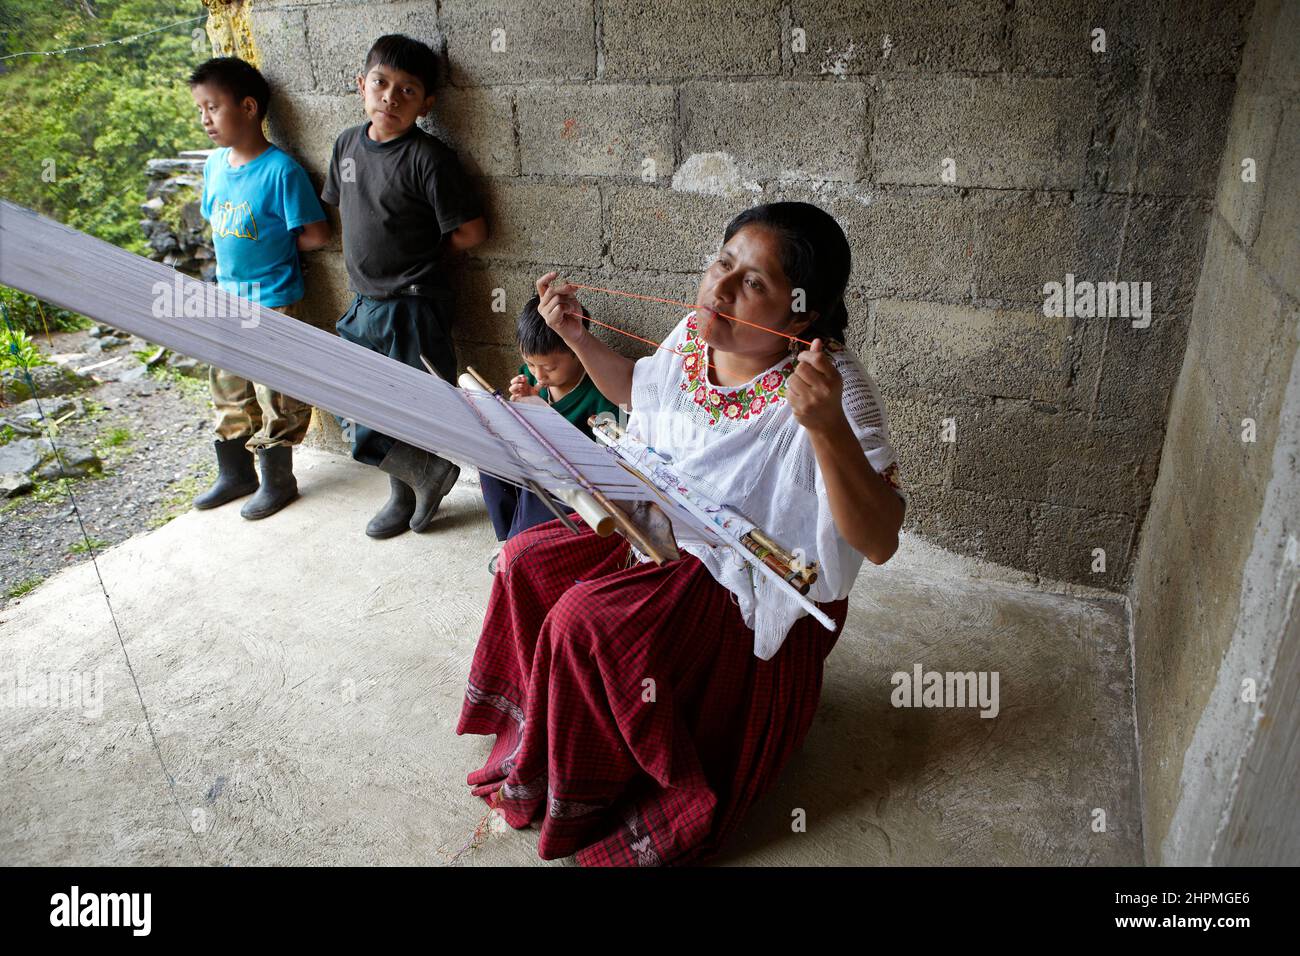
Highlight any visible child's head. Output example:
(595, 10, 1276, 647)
(518, 295, 587, 390)
(356, 34, 441, 140)
(189, 57, 270, 147)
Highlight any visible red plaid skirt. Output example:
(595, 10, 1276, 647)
(455, 515, 849, 866)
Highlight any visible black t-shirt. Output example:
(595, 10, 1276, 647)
(321, 121, 482, 297)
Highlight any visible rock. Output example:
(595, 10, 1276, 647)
(88, 324, 105, 338)
(0, 418, 42, 438)
(7, 396, 77, 426)
(0, 437, 53, 475)
(36, 445, 101, 481)
(97, 336, 127, 349)
(1, 473, 34, 498)
(180, 201, 205, 232)
(119, 364, 150, 383)
(1, 364, 90, 404)
(169, 357, 206, 379)
(140, 196, 165, 213)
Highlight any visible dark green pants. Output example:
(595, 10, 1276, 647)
(336, 292, 457, 467)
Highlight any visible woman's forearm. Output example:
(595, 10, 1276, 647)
(566, 327, 636, 408)
(808, 416, 904, 564)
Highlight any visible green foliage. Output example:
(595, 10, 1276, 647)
(68, 536, 110, 555)
(0, 285, 86, 335)
(6, 575, 45, 599)
(0, 325, 50, 371)
(0, 0, 209, 254)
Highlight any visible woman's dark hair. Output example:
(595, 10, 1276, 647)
(363, 34, 441, 93)
(722, 201, 852, 343)
(517, 294, 589, 357)
(189, 57, 271, 121)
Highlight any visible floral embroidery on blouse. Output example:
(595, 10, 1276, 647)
(678, 312, 800, 426)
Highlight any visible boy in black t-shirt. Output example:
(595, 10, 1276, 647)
(321, 34, 488, 539)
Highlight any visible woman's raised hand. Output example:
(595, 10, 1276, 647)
(536, 271, 587, 345)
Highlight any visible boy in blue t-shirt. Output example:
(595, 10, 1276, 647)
(188, 57, 330, 519)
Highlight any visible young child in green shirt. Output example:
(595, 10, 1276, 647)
(480, 295, 618, 570)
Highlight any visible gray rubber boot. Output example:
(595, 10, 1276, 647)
(377, 441, 461, 533)
(193, 438, 258, 510)
(366, 475, 416, 538)
(240, 445, 300, 520)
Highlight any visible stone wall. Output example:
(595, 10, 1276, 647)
(1128, 0, 1299, 865)
(244, 0, 1255, 590)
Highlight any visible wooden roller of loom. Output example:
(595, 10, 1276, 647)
(456, 370, 616, 537)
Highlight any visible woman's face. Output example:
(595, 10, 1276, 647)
(695, 224, 814, 360)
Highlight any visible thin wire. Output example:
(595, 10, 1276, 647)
(0, 301, 207, 863)
(564, 281, 815, 347)
(0, 14, 208, 61)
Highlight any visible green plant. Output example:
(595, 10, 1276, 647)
(0, 286, 87, 336)
(68, 537, 109, 555)
(6, 575, 45, 599)
(103, 426, 133, 447)
(0, 325, 50, 371)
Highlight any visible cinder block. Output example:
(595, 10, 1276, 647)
(972, 194, 1109, 304)
(601, 0, 782, 80)
(452, 262, 535, 348)
(900, 485, 1036, 573)
(872, 391, 969, 489)
(306, 2, 442, 94)
(250, 6, 316, 92)
(872, 77, 1091, 189)
(298, 250, 353, 331)
(1213, 91, 1283, 247)
(1011, 0, 1114, 75)
(801, 188, 976, 301)
(872, 299, 1072, 403)
(789, 0, 1005, 76)
(953, 404, 1160, 513)
(1150, 0, 1254, 75)
(1255, 104, 1300, 301)
(608, 186, 752, 274)
(1028, 501, 1135, 590)
(441, 0, 595, 86)
(517, 85, 674, 179)
(680, 81, 868, 183)
(472, 179, 604, 268)
(266, 93, 365, 182)
(429, 86, 518, 177)
(1126, 74, 1236, 197)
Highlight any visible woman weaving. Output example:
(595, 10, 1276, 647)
(455, 201, 907, 865)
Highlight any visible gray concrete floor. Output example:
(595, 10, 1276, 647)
(0, 449, 1142, 865)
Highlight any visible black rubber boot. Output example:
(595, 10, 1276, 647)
(240, 445, 300, 520)
(193, 438, 258, 510)
(377, 441, 461, 533)
(366, 475, 416, 538)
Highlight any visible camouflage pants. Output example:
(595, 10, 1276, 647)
(209, 301, 313, 450)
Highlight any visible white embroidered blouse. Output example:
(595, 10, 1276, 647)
(627, 312, 907, 660)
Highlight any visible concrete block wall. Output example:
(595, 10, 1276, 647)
(1127, 0, 1299, 865)
(248, 0, 1254, 591)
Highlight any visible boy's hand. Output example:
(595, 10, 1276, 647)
(536, 271, 587, 345)
(508, 374, 539, 400)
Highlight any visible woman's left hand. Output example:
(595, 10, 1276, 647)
(787, 338, 846, 434)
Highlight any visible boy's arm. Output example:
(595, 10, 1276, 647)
(445, 215, 487, 252)
(296, 220, 331, 251)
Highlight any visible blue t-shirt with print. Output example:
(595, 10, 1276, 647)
(201, 145, 325, 307)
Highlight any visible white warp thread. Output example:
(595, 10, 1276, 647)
(0, 200, 658, 505)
